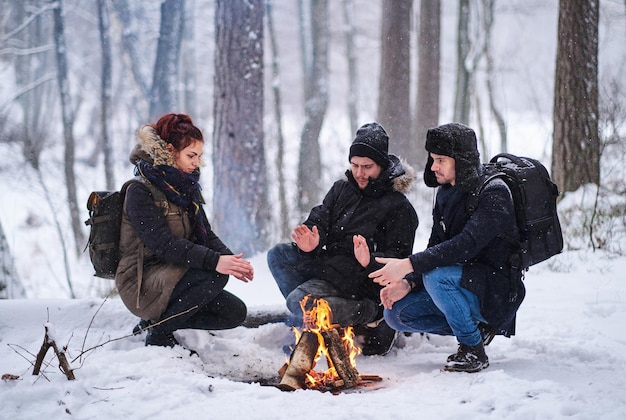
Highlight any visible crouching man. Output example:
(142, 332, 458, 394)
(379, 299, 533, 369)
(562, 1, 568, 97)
(370, 123, 525, 372)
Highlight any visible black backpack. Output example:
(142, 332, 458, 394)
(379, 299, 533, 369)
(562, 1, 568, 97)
(469, 153, 564, 276)
(84, 179, 166, 279)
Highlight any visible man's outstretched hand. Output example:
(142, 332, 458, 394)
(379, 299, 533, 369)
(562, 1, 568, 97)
(291, 225, 320, 252)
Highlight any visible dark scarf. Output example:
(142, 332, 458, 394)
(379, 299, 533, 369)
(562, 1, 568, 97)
(135, 160, 208, 245)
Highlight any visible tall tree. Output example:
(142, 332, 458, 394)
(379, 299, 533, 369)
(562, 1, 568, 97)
(97, 0, 114, 190)
(11, 1, 55, 171)
(213, 0, 269, 255)
(149, 0, 185, 120)
(415, 0, 441, 169)
(552, 0, 600, 194)
(52, 0, 83, 256)
(296, 0, 329, 214)
(266, 0, 290, 241)
(343, 0, 358, 136)
(377, 0, 412, 157)
(453, 0, 471, 124)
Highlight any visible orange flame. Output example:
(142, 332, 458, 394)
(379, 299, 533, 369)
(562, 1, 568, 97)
(293, 295, 361, 389)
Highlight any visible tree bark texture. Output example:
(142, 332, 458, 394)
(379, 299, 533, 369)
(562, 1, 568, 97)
(97, 0, 115, 190)
(415, 0, 441, 170)
(297, 0, 328, 214)
(53, 0, 84, 256)
(453, 0, 471, 125)
(266, 0, 290, 242)
(149, 0, 185, 120)
(213, 0, 269, 255)
(552, 0, 600, 194)
(377, 0, 412, 158)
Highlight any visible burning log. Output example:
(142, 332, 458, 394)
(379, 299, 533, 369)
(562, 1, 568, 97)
(278, 331, 319, 391)
(277, 296, 370, 392)
(321, 328, 359, 388)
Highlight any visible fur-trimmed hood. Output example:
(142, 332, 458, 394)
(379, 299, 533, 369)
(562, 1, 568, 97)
(344, 154, 416, 195)
(128, 124, 206, 168)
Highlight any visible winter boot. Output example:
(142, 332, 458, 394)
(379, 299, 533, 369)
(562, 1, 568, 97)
(132, 319, 151, 335)
(357, 320, 398, 356)
(145, 328, 180, 348)
(444, 342, 489, 373)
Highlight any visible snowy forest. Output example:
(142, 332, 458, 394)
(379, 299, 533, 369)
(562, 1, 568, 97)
(0, 0, 625, 300)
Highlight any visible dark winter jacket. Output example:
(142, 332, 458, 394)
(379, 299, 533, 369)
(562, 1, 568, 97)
(412, 122, 524, 336)
(301, 155, 419, 302)
(115, 126, 231, 321)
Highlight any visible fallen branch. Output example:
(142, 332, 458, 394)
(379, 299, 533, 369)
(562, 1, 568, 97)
(33, 323, 75, 380)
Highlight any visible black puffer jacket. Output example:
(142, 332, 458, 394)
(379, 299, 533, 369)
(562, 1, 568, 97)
(301, 155, 419, 302)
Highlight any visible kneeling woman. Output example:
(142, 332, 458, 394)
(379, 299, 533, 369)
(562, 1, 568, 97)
(116, 113, 254, 347)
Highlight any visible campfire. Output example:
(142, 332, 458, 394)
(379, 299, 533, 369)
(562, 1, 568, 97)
(277, 296, 382, 392)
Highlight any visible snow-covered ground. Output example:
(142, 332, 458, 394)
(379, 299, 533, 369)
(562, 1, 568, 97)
(1, 248, 626, 419)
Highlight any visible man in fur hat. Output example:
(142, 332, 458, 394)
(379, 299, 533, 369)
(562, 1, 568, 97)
(369, 122, 524, 372)
(267, 122, 418, 356)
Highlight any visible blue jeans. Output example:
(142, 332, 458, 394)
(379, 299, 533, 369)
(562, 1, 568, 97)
(267, 242, 379, 326)
(384, 266, 485, 347)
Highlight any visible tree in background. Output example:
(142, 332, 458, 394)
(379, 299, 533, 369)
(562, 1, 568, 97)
(97, 0, 114, 191)
(52, 0, 82, 256)
(296, 0, 328, 214)
(266, 0, 290, 241)
(453, 0, 471, 126)
(414, 0, 441, 170)
(552, 0, 600, 194)
(149, 0, 185, 120)
(213, 0, 269, 255)
(377, 0, 412, 158)
(343, 0, 359, 136)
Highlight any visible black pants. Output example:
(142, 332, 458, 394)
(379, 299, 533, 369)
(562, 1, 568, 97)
(154, 268, 247, 334)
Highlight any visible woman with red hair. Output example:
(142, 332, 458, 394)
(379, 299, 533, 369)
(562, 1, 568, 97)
(116, 113, 254, 347)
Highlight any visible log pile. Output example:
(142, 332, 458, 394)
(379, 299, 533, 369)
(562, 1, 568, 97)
(277, 297, 382, 392)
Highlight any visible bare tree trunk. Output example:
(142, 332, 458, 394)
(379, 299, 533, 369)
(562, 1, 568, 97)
(213, 0, 269, 255)
(297, 0, 328, 214)
(52, 0, 84, 256)
(181, 0, 197, 117)
(481, 0, 506, 153)
(552, 0, 600, 194)
(266, 0, 290, 241)
(343, 0, 358, 136)
(377, 0, 412, 158)
(111, 0, 150, 100)
(12, 1, 53, 170)
(97, 0, 115, 190)
(149, 0, 185, 120)
(453, 0, 471, 124)
(415, 0, 441, 170)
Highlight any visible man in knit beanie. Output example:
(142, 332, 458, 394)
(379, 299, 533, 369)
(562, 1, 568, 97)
(369, 122, 524, 372)
(267, 122, 418, 356)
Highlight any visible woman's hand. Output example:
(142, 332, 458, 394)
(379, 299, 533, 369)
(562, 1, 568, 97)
(291, 225, 320, 252)
(353, 234, 370, 268)
(216, 253, 254, 282)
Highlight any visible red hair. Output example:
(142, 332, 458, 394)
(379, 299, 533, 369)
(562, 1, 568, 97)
(152, 113, 203, 151)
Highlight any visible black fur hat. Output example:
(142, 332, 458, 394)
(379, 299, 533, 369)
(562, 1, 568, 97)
(424, 122, 481, 192)
(349, 122, 390, 169)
